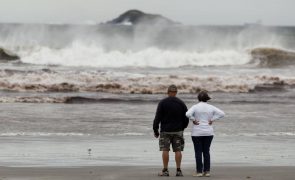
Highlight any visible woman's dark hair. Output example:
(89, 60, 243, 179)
(198, 91, 211, 102)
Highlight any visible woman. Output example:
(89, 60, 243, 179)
(186, 91, 225, 177)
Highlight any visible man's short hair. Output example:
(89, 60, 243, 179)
(167, 85, 178, 92)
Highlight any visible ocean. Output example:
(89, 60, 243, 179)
(0, 23, 294, 167)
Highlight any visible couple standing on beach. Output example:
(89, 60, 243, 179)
(153, 85, 225, 177)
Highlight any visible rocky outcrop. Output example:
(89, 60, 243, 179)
(0, 48, 19, 60)
(106, 9, 179, 26)
(250, 47, 295, 66)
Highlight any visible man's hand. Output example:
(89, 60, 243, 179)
(193, 120, 200, 125)
(154, 131, 159, 138)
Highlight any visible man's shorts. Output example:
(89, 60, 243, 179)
(159, 131, 184, 152)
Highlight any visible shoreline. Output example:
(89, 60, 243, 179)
(1, 135, 294, 167)
(0, 166, 294, 180)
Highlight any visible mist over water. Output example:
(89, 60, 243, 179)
(1, 23, 293, 68)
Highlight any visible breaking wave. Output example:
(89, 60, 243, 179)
(219, 132, 295, 137)
(0, 68, 294, 95)
(0, 132, 89, 137)
(1, 131, 294, 137)
(1, 23, 295, 68)
(250, 47, 295, 67)
(19, 44, 251, 68)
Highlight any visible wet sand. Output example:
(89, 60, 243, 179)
(0, 166, 294, 180)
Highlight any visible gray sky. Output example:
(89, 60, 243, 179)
(0, 0, 294, 26)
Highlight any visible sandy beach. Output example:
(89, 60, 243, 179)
(0, 166, 294, 180)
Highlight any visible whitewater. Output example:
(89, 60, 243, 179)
(1, 23, 293, 68)
(0, 23, 295, 95)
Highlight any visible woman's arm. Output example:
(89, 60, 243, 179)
(186, 105, 196, 121)
(211, 106, 225, 121)
(186, 105, 200, 125)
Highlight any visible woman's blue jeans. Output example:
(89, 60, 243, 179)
(191, 136, 214, 173)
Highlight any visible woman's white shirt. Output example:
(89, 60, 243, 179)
(186, 102, 225, 136)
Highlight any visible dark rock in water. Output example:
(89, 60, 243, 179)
(250, 47, 295, 66)
(0, 48, 19, 61)
(106, 9, 179, 26)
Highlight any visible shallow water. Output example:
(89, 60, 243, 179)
(0, 92, 294, 167)
(0, 91, 294, 137)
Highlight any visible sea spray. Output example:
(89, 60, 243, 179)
(0, 23, 291, 68)
(19, 43, 251, 67)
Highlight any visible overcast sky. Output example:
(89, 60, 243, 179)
(0, 0, 294, 26)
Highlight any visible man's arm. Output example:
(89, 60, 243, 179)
(153, 102, 162, 138)
(183, 104, 189, 129)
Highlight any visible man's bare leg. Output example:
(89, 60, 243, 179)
(175, 151, 182, 169)
(162, 150, 169, 169)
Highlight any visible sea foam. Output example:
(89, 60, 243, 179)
(19, 42, 251, 68)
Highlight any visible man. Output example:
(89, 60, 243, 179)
(153, 85, 189, 177)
